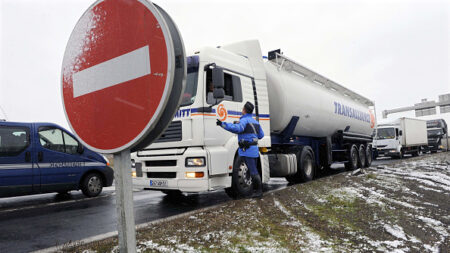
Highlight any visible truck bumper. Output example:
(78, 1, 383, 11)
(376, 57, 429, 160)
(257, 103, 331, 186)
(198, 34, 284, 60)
(132, 147, 210, 193)
(377, 148, 399, 157)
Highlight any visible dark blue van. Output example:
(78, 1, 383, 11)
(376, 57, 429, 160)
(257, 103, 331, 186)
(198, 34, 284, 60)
(0, 121, 114, 198)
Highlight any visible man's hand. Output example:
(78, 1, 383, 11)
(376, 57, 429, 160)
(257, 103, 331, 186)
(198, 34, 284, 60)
(216, 119, 222, 126)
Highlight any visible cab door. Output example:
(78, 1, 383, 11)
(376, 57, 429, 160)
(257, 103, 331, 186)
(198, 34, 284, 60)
(0, 124, 34, 197)
(203, 68, 246, 175)
(35, 125, 87, 193)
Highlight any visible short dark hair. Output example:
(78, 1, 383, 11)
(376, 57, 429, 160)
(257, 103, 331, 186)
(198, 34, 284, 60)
(244, 101, 254, 114)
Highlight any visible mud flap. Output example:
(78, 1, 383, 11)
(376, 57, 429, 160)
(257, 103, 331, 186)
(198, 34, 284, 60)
(260, 154, 270, 183)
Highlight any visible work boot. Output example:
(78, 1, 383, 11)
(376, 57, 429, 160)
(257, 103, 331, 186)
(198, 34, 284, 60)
(251, 174, 263, 199)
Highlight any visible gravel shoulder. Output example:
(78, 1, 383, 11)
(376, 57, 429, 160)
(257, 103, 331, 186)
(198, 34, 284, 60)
(63, 153, 450, 253)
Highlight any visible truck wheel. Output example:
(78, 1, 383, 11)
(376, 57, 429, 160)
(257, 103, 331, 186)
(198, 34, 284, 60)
(225, 156, 253, 199)
(345, 145, 358, 171)
(357, 144, 366, 168)
(81, 173, 103, 197)
(365, 145, 372, 167)
(298, 147, 315, 182)
(398, 149, 404, 159)
(412, 149, 421, 157)
(285, 147, 315, 183)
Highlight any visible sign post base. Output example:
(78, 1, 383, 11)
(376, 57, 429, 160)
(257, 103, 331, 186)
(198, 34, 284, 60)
(114, 150, 137, 253)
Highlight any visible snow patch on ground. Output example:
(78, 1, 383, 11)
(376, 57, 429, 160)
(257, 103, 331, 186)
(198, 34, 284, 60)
(384, 224, 407, 240)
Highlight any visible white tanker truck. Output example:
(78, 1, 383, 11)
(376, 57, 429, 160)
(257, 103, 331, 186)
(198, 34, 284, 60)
(132, 40, 376, 198)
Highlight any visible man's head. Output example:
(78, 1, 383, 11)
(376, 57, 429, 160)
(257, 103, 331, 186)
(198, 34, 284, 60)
(242, 101, 254, 115)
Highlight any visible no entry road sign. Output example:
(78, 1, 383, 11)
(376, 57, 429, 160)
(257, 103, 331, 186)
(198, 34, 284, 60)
(62, 0, 185, 154)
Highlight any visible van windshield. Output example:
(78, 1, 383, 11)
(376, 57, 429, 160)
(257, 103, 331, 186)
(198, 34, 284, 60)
(180, 56, 199, 107)
(377, 128, 396, 139)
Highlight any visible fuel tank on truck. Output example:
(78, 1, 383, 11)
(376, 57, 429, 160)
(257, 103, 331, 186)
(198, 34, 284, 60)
(265, 52, 376, 138)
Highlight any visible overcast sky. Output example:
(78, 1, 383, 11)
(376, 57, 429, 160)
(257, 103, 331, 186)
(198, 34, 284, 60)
(1, 0, 449, 129)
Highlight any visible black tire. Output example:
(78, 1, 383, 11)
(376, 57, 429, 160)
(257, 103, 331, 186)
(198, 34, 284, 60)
(365, 145, 372, 167)
(412, 149, 421, 157)
(357, 144, 366, 168)
(285, 147, 315, 183)
(81, 173, 103, 197)
(298, 147, 315, 182)
(345, 145, 358, 171)
(431, 150, 437, 154)
(398, 149, 404, 159)
(225, 156, 254, 199)
(161, 190, 182, 197)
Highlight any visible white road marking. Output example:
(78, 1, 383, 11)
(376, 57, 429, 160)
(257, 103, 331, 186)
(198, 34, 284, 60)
(72, 45, 151, 98)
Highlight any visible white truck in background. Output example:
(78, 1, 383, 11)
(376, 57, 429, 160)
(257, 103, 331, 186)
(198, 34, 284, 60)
(131, 40, 376, 198)
(374, 117, 428, 158)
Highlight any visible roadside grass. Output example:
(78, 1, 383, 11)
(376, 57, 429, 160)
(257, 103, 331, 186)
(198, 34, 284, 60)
(61, 153, 450, 253)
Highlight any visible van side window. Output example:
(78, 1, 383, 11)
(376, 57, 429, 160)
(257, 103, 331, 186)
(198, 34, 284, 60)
(0, 126, 30, 156)
(63, 132, 79, 155)
(206, 69, 243, 104)
(39, 127, 65, 153)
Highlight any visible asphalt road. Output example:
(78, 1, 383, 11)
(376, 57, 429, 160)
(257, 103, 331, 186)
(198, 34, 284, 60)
(0, 156, 417, 253)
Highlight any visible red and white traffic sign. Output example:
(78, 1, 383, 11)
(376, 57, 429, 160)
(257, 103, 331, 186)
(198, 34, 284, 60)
(61, 0, 185, 153)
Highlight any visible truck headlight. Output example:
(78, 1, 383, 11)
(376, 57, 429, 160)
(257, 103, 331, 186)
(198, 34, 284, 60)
(186, 157, 205, 167)
(131, 159, 136, 168)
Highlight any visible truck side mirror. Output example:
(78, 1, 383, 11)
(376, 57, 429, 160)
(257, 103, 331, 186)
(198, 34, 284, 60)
(213, 88, 225, 99)
(77, 144, 84, 154)
(212, 67, 224, 88)
(399, 130, 403, 136)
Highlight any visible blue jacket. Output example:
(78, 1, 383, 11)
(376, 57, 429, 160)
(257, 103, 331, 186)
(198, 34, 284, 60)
(221, 114, 264, 158)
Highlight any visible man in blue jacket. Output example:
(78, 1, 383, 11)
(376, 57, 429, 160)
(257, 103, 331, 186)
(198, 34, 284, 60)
(217, 102, 265, 198)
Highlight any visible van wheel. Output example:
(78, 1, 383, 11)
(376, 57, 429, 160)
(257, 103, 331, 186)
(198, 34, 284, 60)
(358, 144, 366, 168)
(345, 145, 358, 171)
(365, 145, 372, 167)
(225, 156, 253, 199)
(81, 173, 103, 197)
(285, 147, 315, 183)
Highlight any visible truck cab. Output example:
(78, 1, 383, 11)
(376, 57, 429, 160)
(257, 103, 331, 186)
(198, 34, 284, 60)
(373, 125, 402, 157)
(0, 121, 114, 198)
(425, 119, 448, 153)
(132, 41, 271, 194)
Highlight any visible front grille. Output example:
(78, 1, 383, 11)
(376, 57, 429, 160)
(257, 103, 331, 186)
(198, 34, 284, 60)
(377, 145, 387, 148)
(155, 121, 182, 143)
(147, 172, 177, 178)
(146, 160, 177, 167)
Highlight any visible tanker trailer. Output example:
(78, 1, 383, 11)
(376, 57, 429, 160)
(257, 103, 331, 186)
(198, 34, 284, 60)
(131, 40, 377, 198)
(263, 49, 376, 184)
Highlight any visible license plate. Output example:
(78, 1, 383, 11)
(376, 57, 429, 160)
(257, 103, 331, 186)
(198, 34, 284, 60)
(149, 179, 168, 187)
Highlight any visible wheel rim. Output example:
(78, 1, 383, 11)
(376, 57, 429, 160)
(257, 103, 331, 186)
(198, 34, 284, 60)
(304, 156, 312, 176)
(352, 148, 358, 165)
(238, 162, 252, 187)
(360, 147, 366, 165)
(88, 176, 102, 194)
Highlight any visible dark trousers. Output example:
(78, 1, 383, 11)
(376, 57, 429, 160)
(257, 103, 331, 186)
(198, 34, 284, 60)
(243, 157, 258, 176)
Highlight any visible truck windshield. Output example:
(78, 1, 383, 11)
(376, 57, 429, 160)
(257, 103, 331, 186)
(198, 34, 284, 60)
(377, 128, 396, 139)
(180, 56, 199, 107)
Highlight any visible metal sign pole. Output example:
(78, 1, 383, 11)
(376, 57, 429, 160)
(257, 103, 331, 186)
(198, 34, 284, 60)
(113, 150, 137, 252)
